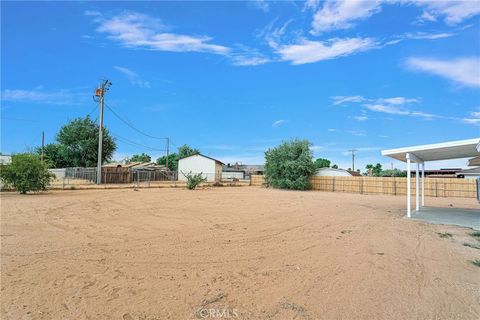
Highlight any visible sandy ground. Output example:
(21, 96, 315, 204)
(1, 187, 479, 320)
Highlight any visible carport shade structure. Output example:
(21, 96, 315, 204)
(381, 138, 480, 217)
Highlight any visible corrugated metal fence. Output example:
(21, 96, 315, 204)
(250, 175, 477, 198)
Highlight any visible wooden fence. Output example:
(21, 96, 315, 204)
(250, 175, 477, 198)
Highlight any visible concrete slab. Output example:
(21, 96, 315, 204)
(410, 207, 480, 230)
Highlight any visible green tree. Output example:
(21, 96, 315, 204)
(129, 153, 151, 163)
(156, 153, 177, 171)
(366, 163, 383, 177)
(0, 153, 53, 194)
(314, 158, 331, 169)
(380, 169, 407, 177)
(177, 144, 200, 159)
(37, 143, 69, 168)
(37, 116, 116, 168)
(264, 139, 316, 190)
(332, 164, 338, 169)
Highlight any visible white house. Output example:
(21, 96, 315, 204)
(315, 167, 360, 177)
(177, 154, 224, 182)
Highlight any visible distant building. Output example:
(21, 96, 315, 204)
(315, 167, 359, 177)
(222, 163, 265, 180)
(0, 154, 11, 165)
(178, 154, 224, 182)
(456, 167, 480, 179)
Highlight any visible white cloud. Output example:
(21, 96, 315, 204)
(1, 88, 85, 105)
(348, 130, 367, 137)
(331, 95, 366, 105)
(354, 115, 369, 121)
(90, 11, 230, 55)
(277, 37, 376, 65)
(272, 119, 286, 127)
(114, 66, 151, 88)
(250, 0, 269, 12)
(406, 57, 480, 87)
(406, 32, 454, 40)
(327, 128, 337, 132)
(462, 110, 480, 125)
(377, 97, 419, 105)
(333, 95, 441, 120)
(414, 1, 480, 25)
(311, 0, 382, 34)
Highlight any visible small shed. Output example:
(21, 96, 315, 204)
(178, 154, 224, 182)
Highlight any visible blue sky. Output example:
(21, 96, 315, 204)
(1, 0, 479, 170)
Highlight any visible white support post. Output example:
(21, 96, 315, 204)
(406, 153, 411, 218)
(415, 162, 419, 211)
(421, 162, 425, 207)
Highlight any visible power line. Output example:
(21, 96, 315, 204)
(104, 103, 167, 140)
(110, 131, 166, 152)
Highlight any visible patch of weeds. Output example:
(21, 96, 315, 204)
(436, 232, 452, 238)
(463, 242, 480, 249)
(469, 231, 480, 238)
(470, 259, 480, 267)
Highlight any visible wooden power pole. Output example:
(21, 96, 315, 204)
(95, 79, 111, 184)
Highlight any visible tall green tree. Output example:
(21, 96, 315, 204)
(366, 163, 383, 177)
(264, 139, 316, 190)
(39, 116, 116, 168)
(177, 144, 200, 159)
(129, 153, 151, 163)
(0, 153, 53, 194)
(314, 158, 331, 169)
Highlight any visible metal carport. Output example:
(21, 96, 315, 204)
(382, 138, 480, 217)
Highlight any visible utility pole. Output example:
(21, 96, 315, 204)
(348, 149, 357, 171)
(94, 79, 111, 184)
(165, 137, 170, 171)
(41, 130, 44, 162)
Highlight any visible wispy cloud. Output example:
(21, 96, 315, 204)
(1, 87, 86, 105)
(309, 0, 480, 35)
(277, 37, 376, 65)
(272, 119, 286, 127)
(327, 128, 337, 132)
(311, 0, 382, 34)
(353, 115, 369, 121)
(331, 95, 366, 105)
(414, 1, 480, 25)
(88, 11, 230, 55)
(348, 130, 367, 137)
(406, 57, 480, 88)
(115, 66, 151, 88)
(462, 110, 480, 125)
(333, 95, 440, 120)
(250, 0, 269, 12)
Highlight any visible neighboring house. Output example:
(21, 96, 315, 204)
(0, 154, 12, 165)
(423, 168, 462, 178)
(178, 154, 224, 182)
(456, 167, 480, 179)
(315, 167, 359, 177)
(102, 162, 166, 171)
(223, 163, 265, 180)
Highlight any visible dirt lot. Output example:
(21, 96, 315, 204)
(1, 187, 479, 320)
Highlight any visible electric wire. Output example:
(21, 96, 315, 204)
(105, 103, 167, 140)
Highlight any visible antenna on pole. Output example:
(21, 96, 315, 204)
(94, 79, 112, 184)
(348, 149, 357, 171)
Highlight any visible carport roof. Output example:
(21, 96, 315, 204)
(381, 138, 480, 162)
